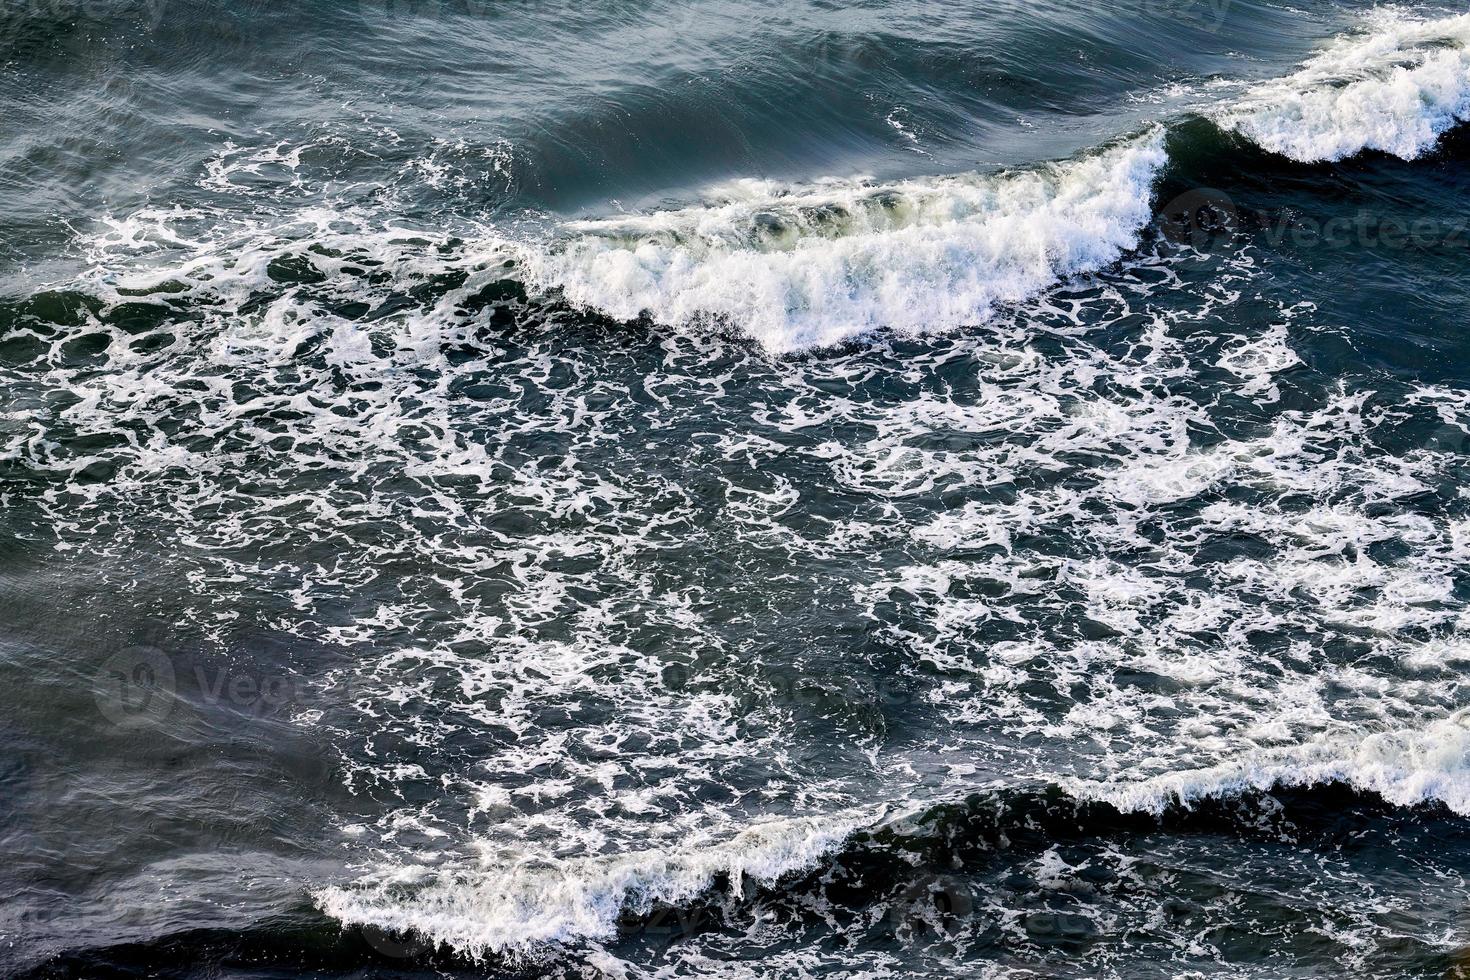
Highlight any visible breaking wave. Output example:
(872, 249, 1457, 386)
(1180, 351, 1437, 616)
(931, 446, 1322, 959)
(1068, 710, 1470, 815)
(315, 810, 875, 962)
(51, 11, 1470, 355)
(1219, 9, 1470, 163)
(314, 720, 1470, 962)
(519, 132, 1167, 352)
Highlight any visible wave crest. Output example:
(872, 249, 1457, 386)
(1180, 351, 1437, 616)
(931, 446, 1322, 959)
(1069, 711, 1470, 816)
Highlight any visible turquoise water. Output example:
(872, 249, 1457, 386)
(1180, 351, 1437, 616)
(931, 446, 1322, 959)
(5, 2, 1470, 977)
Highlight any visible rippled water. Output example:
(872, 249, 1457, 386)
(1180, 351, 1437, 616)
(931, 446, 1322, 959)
(5, 1, 1470, 977)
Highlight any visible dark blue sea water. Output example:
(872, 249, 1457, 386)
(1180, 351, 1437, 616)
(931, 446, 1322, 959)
(6, 1, 1470, 977)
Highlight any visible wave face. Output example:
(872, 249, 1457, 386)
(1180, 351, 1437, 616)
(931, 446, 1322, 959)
(314, 713, 1470, 962)
(8, 4, 1470, 980)
(1220, 10, 1470, 162)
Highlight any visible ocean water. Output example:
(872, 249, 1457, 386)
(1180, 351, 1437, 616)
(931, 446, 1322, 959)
(5, 1, 1470, 977)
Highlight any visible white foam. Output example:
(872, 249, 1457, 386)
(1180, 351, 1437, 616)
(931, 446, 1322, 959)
(1220, 11, 1470, 162)
(517, 132, 1167, 352)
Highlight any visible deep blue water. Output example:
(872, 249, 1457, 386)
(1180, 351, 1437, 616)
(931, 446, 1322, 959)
(6, 2, 1470, 977)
